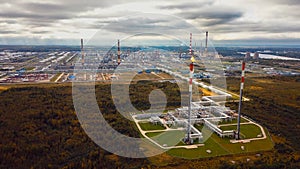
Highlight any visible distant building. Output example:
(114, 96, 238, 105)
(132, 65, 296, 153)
(253, 52, 259, 59)
(245, 52, 251, 59)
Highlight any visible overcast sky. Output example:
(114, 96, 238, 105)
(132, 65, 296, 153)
(0, 0, 299, 46)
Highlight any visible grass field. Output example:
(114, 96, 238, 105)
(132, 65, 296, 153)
(141, 120, 272, 159)
(167, 124, 273, 158)
(146, 130, 185, 147)
(194, 123, 204, 131)
(220, 124, 262, 139)
(0, 86, 9, 93)
(138, 122, 166, 131)
(134, 73, 162, 80)
(167, 126, 273, 159)
(145, 131, 187, 146)
(218, 117, 249, 125)
(145, 131, 164, 137)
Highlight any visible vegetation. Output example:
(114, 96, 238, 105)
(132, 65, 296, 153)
(220, 124, 262, 139)
(50, 73, 63, 82)
(218, 117, 249, 125)
(25, 67, 36, 71)
(138, 122, 166, 131)
(0, 75, 299, 168)
(145, 132, 164, 137)
(226, 76, 300, 150)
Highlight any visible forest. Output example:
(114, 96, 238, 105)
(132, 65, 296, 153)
(0, 76, 299, 168)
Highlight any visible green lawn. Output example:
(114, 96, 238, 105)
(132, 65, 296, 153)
(220, 124, 262, 139)
(138, 122, 166, 131)
(218, 117, 249, 125)
(145, 132, 163, 137)
(167, 134, 229, 159)
(194, 124, 204, 131)
(167, 126, 273, 159)
(145, 130, 185, 147)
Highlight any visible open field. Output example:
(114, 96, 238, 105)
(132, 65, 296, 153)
(226, 76, 300, 150)
(0, 86, 9, 93)
(0, 76, 299, 168)
(133, 72, 162, 80)
(146, 130, 185, 147)
(137, 119, 273, 159)
(220, 124, 262, 139)
(145, 131, 164, 137)
(138, 122, 166, 131)
(167, 128, 273, 159)
(218, 117, 249, 125)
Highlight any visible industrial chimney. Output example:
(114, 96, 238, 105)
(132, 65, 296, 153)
(185, 33, 194, 144)
(81, 39, 84, 65)
(205, 31, 208, 56)
(117, 39, 121, 65)
(236, 61, 246, 140)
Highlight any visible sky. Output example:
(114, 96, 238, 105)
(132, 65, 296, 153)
(0, 0, 299, 46)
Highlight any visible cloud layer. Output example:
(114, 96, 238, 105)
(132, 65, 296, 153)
(0, 0, 299, 45)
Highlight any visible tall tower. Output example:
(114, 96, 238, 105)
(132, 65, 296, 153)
(186, 33, 194, 144)
(236, 61, 246, 140)
(117, 39, 121, 65)
(189, 33, 192, 55)
(205, 31, 208, 56)
(200, 42, 203, 56)
(81, 39, 84, 65)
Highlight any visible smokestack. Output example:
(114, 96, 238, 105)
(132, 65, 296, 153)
(205, 31, 208, 55)
(236, 61, 246, 140)
(117, 39, 121, 65)
(185, 33, 194, 144)
(189, 33, 192, 55)
(200, 42, 203, 56)
(81, 39, 84, 64)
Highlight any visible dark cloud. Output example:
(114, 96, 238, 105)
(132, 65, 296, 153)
(0, 36, 78, 45)
(179, 9, 243, 26)
(273, 0, 299, 5)
(0, 20, 18, 24)
(100, 15, 196, 35)
(0, 0, 299, 45)
(158, 2, 243, 26)
(0, 0, 139, 28)
(210, 21, 300, 34)
(30, 30, 52, 34)
(0, 30, 18, 34)
(215, 37, 300, 46)
(19, 0, 139, 15)
(0, 11, 72, 20)
(21, 2, 66, 13)
(158, 1, 214, 10)
(104, 18, 168, 33)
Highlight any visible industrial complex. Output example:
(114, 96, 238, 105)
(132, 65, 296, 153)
(0, 32, 294, 157)
(124, 33, 269, 154)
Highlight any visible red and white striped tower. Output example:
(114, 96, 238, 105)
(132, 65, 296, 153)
(205, 31, 208, 56)
(117, 39, 121, 65)
(236, 60, 246, 140)
(189, 33, 192, 55)
(186, 33, 194, 143)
